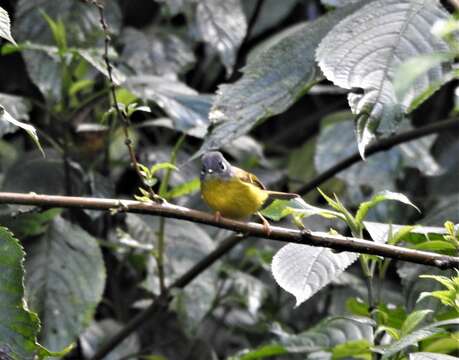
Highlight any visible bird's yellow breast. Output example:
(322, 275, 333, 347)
(201, 177, 269, 219)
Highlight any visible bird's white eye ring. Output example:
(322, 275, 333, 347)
(220, 162, 226, 170)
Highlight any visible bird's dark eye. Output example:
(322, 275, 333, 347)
(219, 161, 226, 170)
(200, 168, 206, 175)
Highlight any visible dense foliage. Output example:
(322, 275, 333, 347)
(0, 0, 458, 359)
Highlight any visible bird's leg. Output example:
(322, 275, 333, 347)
(213, 211, 222, 223)
(257, 212, 271, 236)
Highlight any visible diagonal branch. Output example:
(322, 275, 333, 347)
(297, 117, 459, 195)
(0, 192, 457, 269)
(3, 191, 458, 359)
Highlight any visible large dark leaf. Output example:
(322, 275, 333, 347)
(25, 217, 106, 351)
(198, 3, 360, 156)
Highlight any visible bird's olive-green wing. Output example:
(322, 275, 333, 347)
(232, 166, 266, 190)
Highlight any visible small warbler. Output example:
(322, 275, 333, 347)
(200, 151, 298, 232)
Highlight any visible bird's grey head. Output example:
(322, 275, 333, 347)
(201, 151, 232, 181)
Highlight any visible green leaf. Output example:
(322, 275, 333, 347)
(0, 105, 44, 156)
(197, 3, 361, 156)
(165, 178, 200, 199)
(272, 243, 359, 306)
(411, 241, 457, 254)
(0, 6, 16, 45)
(25, 217, 106, 351)
(356, 191, 420, 225)
(316, 0, 453, 155)
(401, 310, 433, 336)
(261, 198, 341, 222)
(150, 162, 178, 176)
(40, 11, 67, 51)
(332, 339, 371, 360)
(0, 227, 68, 359)
(228, 344, 287, 360)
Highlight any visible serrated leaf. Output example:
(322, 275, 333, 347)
(25, 217, 106, 351)
(198, 4, 360, 156)
(410, 353, 459, 360)
(316, 0, 453, 155)
(0, 6, 16, 45)
(195, 0, 247, 74)
(271, 244, 359, 306)
(356, 191, 420, 224)
(0, 227, 64, 359)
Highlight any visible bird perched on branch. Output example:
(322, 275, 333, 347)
(200, 151, 299, 234)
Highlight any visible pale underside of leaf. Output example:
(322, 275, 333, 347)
(316, 0, 452, 155)
(271, 244, 359, 306)
(0, 6, 17, 45)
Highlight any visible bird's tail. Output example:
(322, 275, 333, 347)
(265, 191, 300, 200)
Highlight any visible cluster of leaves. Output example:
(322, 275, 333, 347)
(0, 0, 458, 359)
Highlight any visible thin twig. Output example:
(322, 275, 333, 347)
(297, 117, 459, 195)
(94, 1, 160, 202)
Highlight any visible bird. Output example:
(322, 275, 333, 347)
(200, 151, 299, 234)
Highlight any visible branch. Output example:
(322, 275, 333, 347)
(298, 117, 459, 195)
(1, 192, 457, 269)
(3, 191, 458, 358)
(89, 233, 244, 360)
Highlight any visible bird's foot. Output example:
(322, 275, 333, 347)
(257, 212, 272, 237)
(213, 211, 222, 223)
